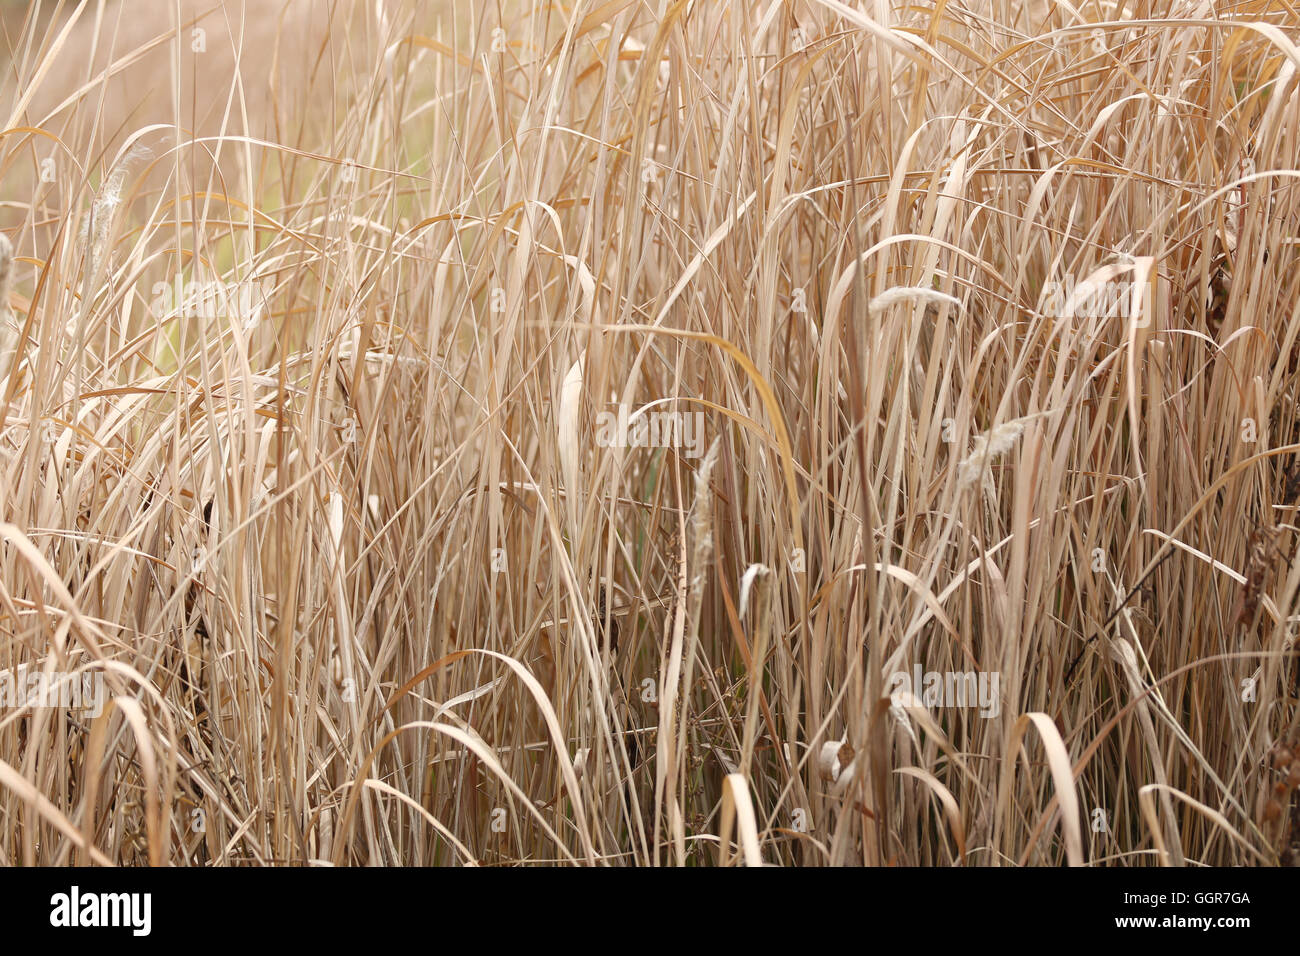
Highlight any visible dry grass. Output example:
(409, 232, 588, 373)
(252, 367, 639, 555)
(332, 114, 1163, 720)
(0, 0, 1298, 866)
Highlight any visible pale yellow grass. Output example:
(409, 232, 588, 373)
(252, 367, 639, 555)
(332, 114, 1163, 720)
(0, 0, 1296, 866)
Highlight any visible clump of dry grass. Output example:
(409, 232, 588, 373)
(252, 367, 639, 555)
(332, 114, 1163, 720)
(0, 0, 1298, 866)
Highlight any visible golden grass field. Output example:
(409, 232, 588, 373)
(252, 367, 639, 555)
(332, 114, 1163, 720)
(0, 0, 1298, 866)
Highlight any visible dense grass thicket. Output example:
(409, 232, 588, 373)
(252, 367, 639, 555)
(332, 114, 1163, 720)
(0, 0, 1299, 866)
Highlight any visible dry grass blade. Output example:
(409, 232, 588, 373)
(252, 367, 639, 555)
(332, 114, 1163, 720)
(0, 0, 1295, 868)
